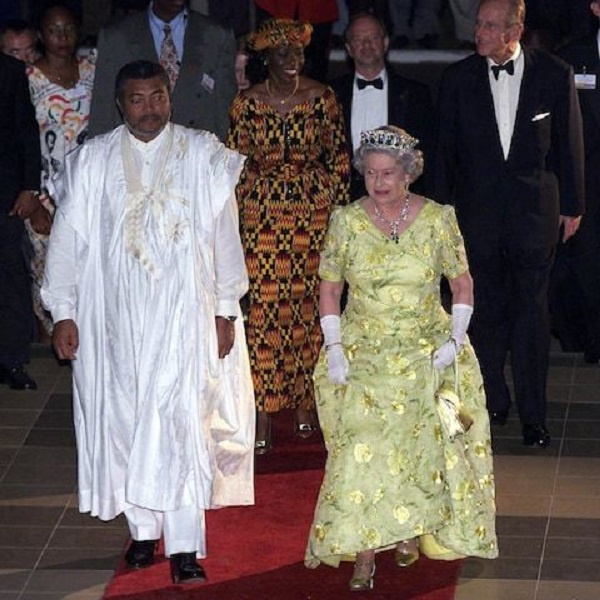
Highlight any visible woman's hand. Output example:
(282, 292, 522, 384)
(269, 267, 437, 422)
(433, 339, 459, 371)
(326, 344, 349, 384)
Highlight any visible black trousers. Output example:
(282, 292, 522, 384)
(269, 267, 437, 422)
(0, 221, 33, 366)
(467, 240, 555, 427)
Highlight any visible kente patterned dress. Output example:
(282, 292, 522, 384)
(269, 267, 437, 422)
(227, 87, 350, 413)
(26, 52, 96, 335)
(305, 199, 498, 568)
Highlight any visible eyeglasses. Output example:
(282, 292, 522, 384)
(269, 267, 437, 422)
(364, 167, 401, 181)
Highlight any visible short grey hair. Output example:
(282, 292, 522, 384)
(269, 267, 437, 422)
(353, 125, 424, 183)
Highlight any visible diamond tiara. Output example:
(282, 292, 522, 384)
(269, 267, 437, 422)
(360, 128, 419, 152)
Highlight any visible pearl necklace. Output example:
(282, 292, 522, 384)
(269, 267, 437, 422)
(265, 77, 299, 105)
(372, 193, 410, 243)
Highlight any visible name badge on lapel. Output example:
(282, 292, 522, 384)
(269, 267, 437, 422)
(201, 73, 215, 93)
(574, 72, 596, 90)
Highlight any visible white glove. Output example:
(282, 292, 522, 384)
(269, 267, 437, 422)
(433, 304, 473, 371)
(321, 314, 349, 385)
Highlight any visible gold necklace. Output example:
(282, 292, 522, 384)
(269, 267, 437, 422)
(265, 77, 299, 105)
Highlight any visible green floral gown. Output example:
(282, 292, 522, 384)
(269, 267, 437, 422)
(305, 199, 498, 568)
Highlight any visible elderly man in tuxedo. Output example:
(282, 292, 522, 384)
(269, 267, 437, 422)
(435, 0, 585, 447)
(330, 12, 434, 200)
(88, 0, 237, 140)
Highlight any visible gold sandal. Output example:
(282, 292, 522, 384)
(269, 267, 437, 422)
(395, 538, 419, 567)
(349, 559, 375, 591)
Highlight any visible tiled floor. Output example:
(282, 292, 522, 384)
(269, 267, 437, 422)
(1, 345, 599, 599)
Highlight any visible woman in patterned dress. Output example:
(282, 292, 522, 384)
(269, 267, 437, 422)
(227, 19, 350, 453)
(304, 126, 497, 591)
(26, 2, 95, 342)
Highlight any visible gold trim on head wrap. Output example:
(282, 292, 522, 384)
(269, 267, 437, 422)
(247, 18, 312, 52)
(360, 126, 419, 152)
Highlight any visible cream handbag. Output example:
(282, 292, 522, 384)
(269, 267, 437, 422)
(434, 357, 474, 440)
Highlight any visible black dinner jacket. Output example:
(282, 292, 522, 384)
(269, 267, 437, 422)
(330, 66, 436, 198)
(559, 34, 600, 240)
(559, 35, 600, 168)
(0, 54, 41, 244)
(0, 55, 40, 208)
(435, 47, 585, 252)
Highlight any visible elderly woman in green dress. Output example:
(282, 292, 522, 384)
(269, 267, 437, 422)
(304, 126, 498, 591)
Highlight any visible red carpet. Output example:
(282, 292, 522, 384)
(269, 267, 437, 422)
(103, 411, 462, 599)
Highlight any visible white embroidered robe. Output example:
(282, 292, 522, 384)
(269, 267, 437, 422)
(42, 123, 255, 521)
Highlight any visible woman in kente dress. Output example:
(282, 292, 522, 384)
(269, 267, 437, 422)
(227, 19, 350, 453)
(304, 126, 497, 591)
(26, 2, 95, 341)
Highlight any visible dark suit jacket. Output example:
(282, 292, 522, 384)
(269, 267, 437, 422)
(88, 10, 237, 140)
(435, 48, 585, 252)
(330, 66, 435, 199)
(560, 36, 600, 187)
(0, 54, 40, 243)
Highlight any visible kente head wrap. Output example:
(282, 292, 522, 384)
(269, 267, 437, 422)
(246, 18, 312, 52)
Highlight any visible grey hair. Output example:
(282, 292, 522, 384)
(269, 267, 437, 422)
(353, 126, 424, 183)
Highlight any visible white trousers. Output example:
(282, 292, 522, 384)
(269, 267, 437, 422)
(125, 504, 206, 558)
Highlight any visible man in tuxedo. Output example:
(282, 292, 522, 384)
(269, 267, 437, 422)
(330, 12, 435, 200)
(88, 0, 237, 140)
(435, 0, 584, 447)
(0, 54, 44, 391)
(554, 1, 600, 362)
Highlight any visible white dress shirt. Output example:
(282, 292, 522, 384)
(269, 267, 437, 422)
(351, 68, 388, 152)
(488, 43, 524, 160)
(148, 2, 188, 61)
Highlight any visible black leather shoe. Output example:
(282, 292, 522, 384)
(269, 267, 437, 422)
(0, 365, 37, 390)
(522, 424, 551, 447)
(170, 552, 207, 584)
(488, 408, 509, 426)
(125, 539, 158, 569)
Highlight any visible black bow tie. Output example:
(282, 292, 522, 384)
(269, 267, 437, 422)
(356, 77, 384, 90)
(491, 60, 515, 80)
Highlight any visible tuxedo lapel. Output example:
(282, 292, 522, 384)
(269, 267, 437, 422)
(337, 75, 353, 143)
(387, 72, 406, 127)
(508, 49, 546, 165)
(470, 57, 505, 163)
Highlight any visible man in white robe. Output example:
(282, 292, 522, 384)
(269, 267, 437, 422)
(41, 60, 254, 585)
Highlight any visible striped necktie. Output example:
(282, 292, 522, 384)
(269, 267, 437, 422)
(160, 24, 180, 90)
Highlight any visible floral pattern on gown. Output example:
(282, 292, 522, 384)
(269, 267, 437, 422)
(305, 199, 498, 568)
(26, 52, 96, 335)
(227, 88, 350, 412)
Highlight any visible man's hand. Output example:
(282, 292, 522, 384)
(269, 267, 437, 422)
(28, 205, 53, 235)
(9, 190, 41, 220)
(215, 317, 235, 358)
(53, 319, 79, 360)
(560, 215, 582, 243)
